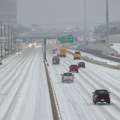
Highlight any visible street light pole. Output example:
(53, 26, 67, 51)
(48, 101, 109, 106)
(84, 0, 86, 43)
(106, 0, 109, 45)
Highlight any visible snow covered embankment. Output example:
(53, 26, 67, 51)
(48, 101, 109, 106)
(67, 50, 120, 70)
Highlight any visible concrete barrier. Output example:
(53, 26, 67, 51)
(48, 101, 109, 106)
(68, 50, 120, 70)
(82, 56, 120, 70)
(44, 61, 62, 120)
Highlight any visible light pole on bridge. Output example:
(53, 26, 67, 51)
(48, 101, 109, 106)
(106, 0, 109, 45)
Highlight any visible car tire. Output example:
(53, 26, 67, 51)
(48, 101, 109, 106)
(107, 101, 110, 104)
(93, 100, 96, 104)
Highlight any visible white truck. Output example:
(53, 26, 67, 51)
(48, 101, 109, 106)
(61, 72, 74, 83)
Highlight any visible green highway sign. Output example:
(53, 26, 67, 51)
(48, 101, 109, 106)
(60, 35, 74, 43)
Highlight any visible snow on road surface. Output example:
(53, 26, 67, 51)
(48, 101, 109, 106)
(111, 43, 120, 53)
(0, 48, 53, 120)
(68, 49, 120, 66)
(0, 43, 120, 120)
(47, 44, 120, 120)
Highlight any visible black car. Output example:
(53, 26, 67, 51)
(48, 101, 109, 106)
(92, 89, 110, 104)
(0, 60, 2, 65)
(52, 56, 60, 64)
(78, 62, 85, 68)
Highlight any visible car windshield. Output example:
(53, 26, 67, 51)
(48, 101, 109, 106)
(75, 52, 80, 54)
(95, 90, 108, 94)
(63, 73, 72, 76)
(71, 65, 77, 67)
(53, 56, 59, 59)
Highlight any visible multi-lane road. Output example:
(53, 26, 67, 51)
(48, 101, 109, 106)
(0, 47, 53, 120)
(47, 44, 120, 120)
(0, 44, 120, 120)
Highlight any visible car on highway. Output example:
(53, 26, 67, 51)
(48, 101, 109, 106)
(61, 72, 74, 83)
(58, 48, 67, 57)
(69, 64, 78, 73)
(0, 59, 2, 65)
(16, 52, 22, 55)
(52, 56, 60, 64)
(78, 62, 85, 68)
(73, 51, 81, 59)
(92, 89, 110, 104)
(52, 49, 58, 54)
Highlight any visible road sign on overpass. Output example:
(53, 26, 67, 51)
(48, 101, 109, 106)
(60, 35, 74, 43)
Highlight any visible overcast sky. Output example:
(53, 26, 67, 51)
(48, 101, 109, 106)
(17, 0, 120, 29)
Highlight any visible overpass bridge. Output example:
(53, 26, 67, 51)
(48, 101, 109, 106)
(19, 31, 81, 42)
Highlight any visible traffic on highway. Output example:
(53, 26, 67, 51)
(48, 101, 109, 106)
(0, 42, 120, 120)
(0, 0, 120, 119)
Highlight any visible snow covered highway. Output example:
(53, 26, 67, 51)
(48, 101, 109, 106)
(0, 48, 53, 120)
(0, 44, 120, 120)
(47, 44, 120, 120)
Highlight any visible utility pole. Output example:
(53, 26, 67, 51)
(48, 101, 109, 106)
(106, 0, 109, 45)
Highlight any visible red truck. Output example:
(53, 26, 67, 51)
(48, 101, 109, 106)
(69, 65, 78, 73)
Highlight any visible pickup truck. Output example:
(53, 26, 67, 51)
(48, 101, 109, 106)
(92, 89, 110, 104)
(61, 72, 74, 83)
